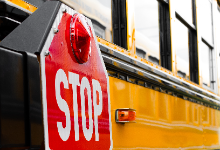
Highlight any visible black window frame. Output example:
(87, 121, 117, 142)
(158, 0, 172, 71)
(175, 0, 199, 84)
(201, 37, 214, 90)
(112, 0, 127, 49)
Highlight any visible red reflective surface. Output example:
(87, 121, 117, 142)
(117, 110, 136, 122)
(70, 13, 91, 63)
(45, 13, 111, 150)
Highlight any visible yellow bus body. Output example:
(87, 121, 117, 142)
(2, 0, 220, 149)
(110, 77, 220, 149)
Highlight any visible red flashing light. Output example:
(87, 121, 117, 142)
(70, 13, 91, 64)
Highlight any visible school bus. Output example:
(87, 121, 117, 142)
(0, 0, 220, 149)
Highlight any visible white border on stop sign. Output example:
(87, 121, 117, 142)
(40, 3, 113, 150)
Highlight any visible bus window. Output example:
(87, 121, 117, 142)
(200, 0, 213, 44)
(219, 48, 220, 94)
(217, 5, 220, 95)
(173, 0, 198, 82)
(136, 48, 146, 59)
(70, 0, 112, 43)
(176, 0, 193, 24)
(134, 0, 171, 69)
(175, 19, 190, 80)
(197, 0, 215, 90)
(135, 0, 160, 65)
(219, 51, 220, 94)
(134, 0, 160, 65)
(200, 42, 211, 87)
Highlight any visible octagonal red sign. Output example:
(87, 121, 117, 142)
(40, 5, 112, 150)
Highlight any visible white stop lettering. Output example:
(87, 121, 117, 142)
(55, 69, 103, 141)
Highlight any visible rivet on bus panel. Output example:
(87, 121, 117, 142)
(26, 4, 30, 9)
(97, 37, 100, 42)
(45, 50, 50, 56)
(62, 8, 67, 13)
(53, 28, 59, 34)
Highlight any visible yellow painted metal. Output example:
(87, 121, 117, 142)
(109, 76, 220, 149)
(126, 0, 135, 54)
(97, 37, 130, 56)
(97, 36, 205, 92)
(6, 0, 37, 13)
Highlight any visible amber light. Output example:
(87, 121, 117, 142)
(115, 109, 136, 123)
(70, 13, 91, 64)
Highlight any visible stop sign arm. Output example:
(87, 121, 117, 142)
(0, 1, 61, 54)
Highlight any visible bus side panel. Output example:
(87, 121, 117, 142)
(109, 76, 220, 149)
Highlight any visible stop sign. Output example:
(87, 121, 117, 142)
(40, 4, 112, 150)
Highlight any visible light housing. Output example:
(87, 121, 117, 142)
(70, 13, 91, 64)
(115, 108, 136, 123)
